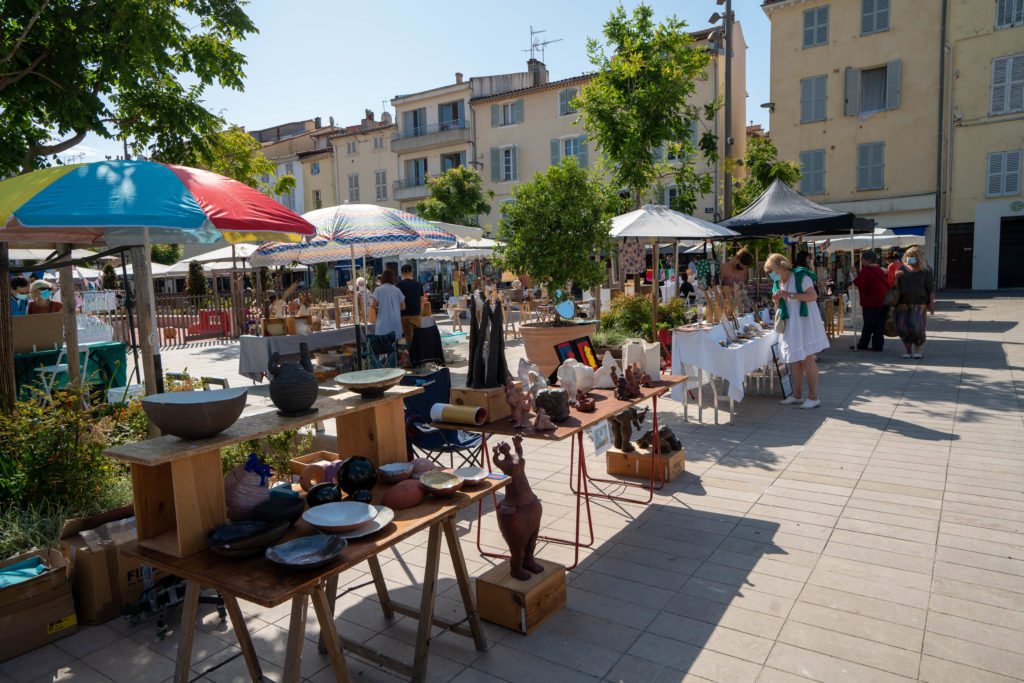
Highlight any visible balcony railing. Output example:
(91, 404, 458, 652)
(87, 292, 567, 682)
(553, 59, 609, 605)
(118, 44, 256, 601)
(392, 119, 469, 140)
(393, 177, 428, 190)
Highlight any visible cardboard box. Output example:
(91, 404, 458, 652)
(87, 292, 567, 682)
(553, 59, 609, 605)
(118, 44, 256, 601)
(605, 447, 685, 483)
(476, 559, 566, 635)
(59, 505, 167, 625)
(0, 548, 78, 661)
(451, 382, 521, 423)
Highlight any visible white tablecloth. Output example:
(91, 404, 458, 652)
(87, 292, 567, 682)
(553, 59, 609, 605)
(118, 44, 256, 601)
(659, 282, 677, 300)
(238, 325, 372, 381)
(670, 313, 778, 402)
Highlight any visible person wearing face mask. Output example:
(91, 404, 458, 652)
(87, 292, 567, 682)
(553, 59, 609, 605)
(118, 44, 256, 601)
(27, 280, 63, 314)
(891, 245, 934, 360)
(766, 253, 829, 409)
(10, 276, 30, 316)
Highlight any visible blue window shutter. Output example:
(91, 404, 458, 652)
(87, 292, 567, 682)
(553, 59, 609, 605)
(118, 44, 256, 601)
(861, 0, 875, 34)
(578, 136, 588, 168)
(987, 152, 1004, 196)
(550, 138, 560, 166)
(845, 68, 860, 115)
(870, 143, 885, 189)
(490, 147, 500, 182)
(800, 151, 812, 193)
(815, 75, 828, 121)
(558, 90, 567, 115)
(513, 99, 524, 124)
(817, 7, 829, 45)
(459, 151, 466, 167)
(857, 145, 870, 189)
(511, 145, 518, 180)
(491, 104, 499, 127)
(991, 57, 1010, 115)
(801, 78, 813, 122)
(458, 100, 465, 123)
(803, 9, 816, 48)
(876, 0, 889, 31)
(568, 88, 577, 112)
(886, 59, 901, 110)
(1005, 150, 1022, 195)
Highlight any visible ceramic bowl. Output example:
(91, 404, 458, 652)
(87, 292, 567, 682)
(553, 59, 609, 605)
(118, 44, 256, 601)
(335, 368, 407, 397)
(206, 520, 289, 558)
(302, 501, 377, 533)
(265, 535, 348, 571)
(306, 483, 342, 507)
(328, 505, 396, 540)
(250, 497, 305, 525)
(419, 471, 464, 496)
(142, 387, 248, 439)
(378, 462, 414, 483)
(453, 466, 488, 485)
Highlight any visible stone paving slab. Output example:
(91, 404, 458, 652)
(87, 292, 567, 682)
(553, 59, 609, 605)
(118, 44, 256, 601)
(3, 293, 1023, 682)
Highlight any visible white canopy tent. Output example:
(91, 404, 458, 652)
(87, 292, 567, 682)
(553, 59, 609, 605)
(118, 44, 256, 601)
(811, 228, 920, 253)
(9, 247, 99, 261)
(406, 238, 497, 262)
(433, 222, 483, 241)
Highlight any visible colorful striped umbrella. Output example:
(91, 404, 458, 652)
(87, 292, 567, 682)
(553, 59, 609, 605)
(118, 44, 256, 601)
(380, 207, 456, 247)
(0, 160, 316, 246)
(250, 204, 447, 267)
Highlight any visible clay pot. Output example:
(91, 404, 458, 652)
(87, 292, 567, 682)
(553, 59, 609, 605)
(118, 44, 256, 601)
(268, 342, 319, 415)
(306, 482, 342, 507)
(337, 457, 378, 497)
(224, 463, 271, 521)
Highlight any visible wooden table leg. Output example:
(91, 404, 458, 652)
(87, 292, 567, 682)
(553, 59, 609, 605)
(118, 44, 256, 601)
(412, 523, 443, 683)
(173, 581, 201, 683)
(222, 595, 264, 682)
(282, 594, 309, 683)
(441, 516, 487, 651)
(367, 555, 394, 618)
(311, 584, 352, 683)
(317, 574, 339, 655)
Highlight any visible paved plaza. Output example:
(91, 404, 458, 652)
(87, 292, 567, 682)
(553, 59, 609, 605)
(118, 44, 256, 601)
(2, 292, 1022, 683)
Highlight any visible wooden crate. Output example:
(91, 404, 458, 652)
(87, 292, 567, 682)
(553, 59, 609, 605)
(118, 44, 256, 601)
(476, 559, 566, 635)
(450, 382, 521, 423)
(288, 450, 341, 477)
(605, 446, 685, 482)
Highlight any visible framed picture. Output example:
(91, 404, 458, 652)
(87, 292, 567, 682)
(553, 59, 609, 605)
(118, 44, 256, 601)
(570, 336, 599, 369)
(589, 420, 611, 456)
(771, 342, 793, 398)
(553, 340, 577, 364)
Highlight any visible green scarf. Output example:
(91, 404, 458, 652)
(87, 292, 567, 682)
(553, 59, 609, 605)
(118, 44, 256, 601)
(773, 267, 818, 320)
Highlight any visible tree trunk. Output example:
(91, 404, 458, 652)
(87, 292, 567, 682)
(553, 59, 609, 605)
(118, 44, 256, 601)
(58, 244, 81, 389)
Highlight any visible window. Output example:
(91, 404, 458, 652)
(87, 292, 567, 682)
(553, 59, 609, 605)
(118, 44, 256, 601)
(664, 186, 678, 208)
(375, 169, 388, 201)
(861, 0, 889, 35)
(563, 137, 579, 159)
(550, 136, 589, 168)
(499, 199, 514, 222)
(856, 142, 885, 191)
(844, 61, 901, 115)
(799, 149, 826, 195)
(346, 140, 357, 154)
(373, 135, 385, 150)
(406, 158, 427, 186)
(490, 146, 517, 181)
(491, 99, 524, 126)
(803, 6, 829, 48)
(997, 0, 1024, 28)
(986, 150, 1022, 197)
(441, 151, 466, 172)
(990, 54, 1024, 115)
(558, 88, 578, 116)
(312, 189, 322, 206)
(348, 173, 360, 202)
(438, 101, 465, 127)
(403, 108, 427, 137)
(311, 162, 320, 176)
(801, 75, 828, 122)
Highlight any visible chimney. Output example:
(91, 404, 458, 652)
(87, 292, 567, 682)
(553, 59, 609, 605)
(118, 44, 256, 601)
(526, 59, 549, 86)
(314, 116, 321, 128)
(361, 109, 375, 127)
(455, 72, 464, 84)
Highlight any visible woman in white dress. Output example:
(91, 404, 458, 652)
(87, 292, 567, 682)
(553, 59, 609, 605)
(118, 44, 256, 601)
(766, 253, 829, 409)
(370, 269, 405, 341)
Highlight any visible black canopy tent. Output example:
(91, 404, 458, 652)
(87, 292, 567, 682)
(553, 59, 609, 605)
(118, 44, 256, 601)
(719, 179, 874, 237)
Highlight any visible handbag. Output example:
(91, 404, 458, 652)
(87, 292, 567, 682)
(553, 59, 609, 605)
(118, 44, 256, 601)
(876, 268, 900, 308)
(774, 306, 787, 334)
(884, 308, 898, 337)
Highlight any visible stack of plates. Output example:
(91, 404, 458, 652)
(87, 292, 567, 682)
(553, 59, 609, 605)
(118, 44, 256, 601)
(302, 502, 396, 540)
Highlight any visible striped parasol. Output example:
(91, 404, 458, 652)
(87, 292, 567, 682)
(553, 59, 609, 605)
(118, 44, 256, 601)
(250, 204, 451, 267)
(380, 207, 457, 247)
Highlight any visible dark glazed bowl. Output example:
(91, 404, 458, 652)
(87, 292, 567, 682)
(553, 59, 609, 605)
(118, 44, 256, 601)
(141, 387, 248, 439)
(266, 535, 348, 571)
(250, 497, 306, 525)
(337, 457, 378, 496)
(306, 483, 342, 507)
(206, 520, 289, 558)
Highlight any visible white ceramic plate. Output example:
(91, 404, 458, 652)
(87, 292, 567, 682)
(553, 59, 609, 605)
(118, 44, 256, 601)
(302, 502, 376, 533)
(453, 466, 488, 484)
(326, 505, 396, 539)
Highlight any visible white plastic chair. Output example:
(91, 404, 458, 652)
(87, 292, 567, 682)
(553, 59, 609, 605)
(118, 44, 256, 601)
(34, 349, 68, 404)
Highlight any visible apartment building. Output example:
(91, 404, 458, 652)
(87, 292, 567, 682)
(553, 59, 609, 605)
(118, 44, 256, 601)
(327, 110, 398, 210)
(764, 0, 942, 270)
(943, 0, 1024, 289)
(250, 117, 341, 215)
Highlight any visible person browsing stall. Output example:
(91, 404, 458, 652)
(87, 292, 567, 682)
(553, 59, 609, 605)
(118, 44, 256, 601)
(10, 276, 30, 316)
(892, 246, 934, 360)
(851, 250, 889, 352)
(721, 248, 753, 287)
(886, 250, 903, 286)
(27, 280, 63, 314)
(766, 254, 829, 409)
(370, 269, 405, 342)
(396, 264, 423, 342)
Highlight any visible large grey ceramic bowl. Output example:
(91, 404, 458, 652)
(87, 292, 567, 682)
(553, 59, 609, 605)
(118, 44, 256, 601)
(266, 535, 348, 571)
(141, 387, 248, 439)
(335, 368, 406, 397)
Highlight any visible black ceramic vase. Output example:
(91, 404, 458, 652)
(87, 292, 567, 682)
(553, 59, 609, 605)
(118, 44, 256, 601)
(306, 483, 341, 507)
(268, 342, 319, 417)
(337, 457, 378, 497)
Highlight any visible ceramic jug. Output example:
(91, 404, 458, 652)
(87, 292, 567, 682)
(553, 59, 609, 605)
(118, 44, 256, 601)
(268, 342, 319, 415)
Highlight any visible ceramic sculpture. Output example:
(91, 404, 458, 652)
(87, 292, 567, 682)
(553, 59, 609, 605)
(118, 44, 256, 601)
(268, 343, 319, 416)
(517, 358, 547, 398)
(572, 362, 598, 394)
(505, 378, 534, 429)
(337, 457, 378, 498)
(608, 406, 648, 453)
(594, 352, 620, 389)
(623, 366, 642, 398)
(534, 387, 570, 422)
(637, 426, 683, 452)
(623, 339, 661, 378)
(494, 435, 544, 580)
(533, 407, 557, 431)
(556, 358, 578, 402)
(576, 390, 596, 412)
(223, 454, 271, 520)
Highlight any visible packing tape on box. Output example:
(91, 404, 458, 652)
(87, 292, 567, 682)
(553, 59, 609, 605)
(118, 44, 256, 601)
(429, 403, 487, 426)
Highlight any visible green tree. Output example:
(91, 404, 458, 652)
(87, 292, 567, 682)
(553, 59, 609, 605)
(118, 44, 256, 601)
(415, 167, 494, 226)
(0, 0, 256, 175)
(313, 262, 331, 290)
(101, 263, 119, 290)
(150, 244, 181, 266)
(185, 261, 208, 296)
(494, 157, 617, 309)
(196, 126, 297, 197)
(733, 136, 802, 213)
(576, 4, 720, 211)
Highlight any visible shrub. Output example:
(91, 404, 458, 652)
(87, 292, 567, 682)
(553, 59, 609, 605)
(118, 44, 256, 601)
(600, 294, 695, 341)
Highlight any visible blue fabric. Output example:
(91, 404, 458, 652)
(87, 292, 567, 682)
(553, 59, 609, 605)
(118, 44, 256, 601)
(11, 296, 28, 316)
(0, 557, 46, 588)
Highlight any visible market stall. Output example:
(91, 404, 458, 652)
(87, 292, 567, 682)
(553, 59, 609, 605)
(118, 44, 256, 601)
(14, 340, 127, 401)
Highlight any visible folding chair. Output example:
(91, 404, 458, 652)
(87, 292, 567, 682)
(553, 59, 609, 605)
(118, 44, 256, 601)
(408, 325, 445, 367)
(364, 332, 397, 369)
(400, 367, 483, 469)
(34, 348, 68, 404)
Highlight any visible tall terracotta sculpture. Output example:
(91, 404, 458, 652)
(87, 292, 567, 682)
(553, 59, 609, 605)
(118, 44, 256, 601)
(494, 435, 544, 580)
(504, 378, 533, 429)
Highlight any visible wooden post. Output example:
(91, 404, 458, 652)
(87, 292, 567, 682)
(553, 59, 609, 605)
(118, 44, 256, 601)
(673, 240, 681, 302)
(129, 245, 160, 436)
(58, 245, 81, 387)
(0, 244, 17, 412)
(650, 237, 658, 338)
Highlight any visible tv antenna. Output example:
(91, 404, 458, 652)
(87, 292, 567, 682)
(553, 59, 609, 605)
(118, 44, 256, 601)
(522, 26, 562, 63)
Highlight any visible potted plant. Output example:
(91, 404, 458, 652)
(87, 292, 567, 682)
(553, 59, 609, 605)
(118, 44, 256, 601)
(495, 157, 619, 376)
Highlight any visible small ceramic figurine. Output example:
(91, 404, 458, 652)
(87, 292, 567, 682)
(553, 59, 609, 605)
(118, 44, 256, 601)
(637, 426, 683, 452)
(526, 368, 548, 399)
(638, 365, 656, 388)
(623, 366, 642, 398)
(533, 407, 557, 431)
(576, 390, 596, 412)
(608, 406, 648, 452)
(573, 363, 598, 394)
(505, 378, 533, 429)
(494, 435, 544, 581)
(615, 374, 631, 402)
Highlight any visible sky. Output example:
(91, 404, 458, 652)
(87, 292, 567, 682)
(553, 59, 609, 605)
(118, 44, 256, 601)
(61, 0, 772, 164)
